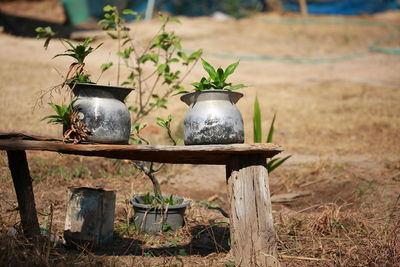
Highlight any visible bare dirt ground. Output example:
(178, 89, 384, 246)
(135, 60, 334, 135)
(0, 1, 399, 266)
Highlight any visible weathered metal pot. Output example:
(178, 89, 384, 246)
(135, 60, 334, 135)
(180, 90, 244, 145)
(130, 196, 190, 234)
(71, 83, 133, 144)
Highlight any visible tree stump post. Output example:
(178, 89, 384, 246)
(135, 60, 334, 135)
(226, 154, 279, 266)
(6, 150, 40, 238)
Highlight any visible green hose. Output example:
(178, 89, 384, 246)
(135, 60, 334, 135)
(201, 17, 400, 63)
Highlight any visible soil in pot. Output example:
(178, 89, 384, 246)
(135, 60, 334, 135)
(130, 195, 190, 234)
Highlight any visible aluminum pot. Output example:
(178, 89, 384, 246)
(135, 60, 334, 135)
(71, 83, 133, 144)
(180, 90, 244, 145)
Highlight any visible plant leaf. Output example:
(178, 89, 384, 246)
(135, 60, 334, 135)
(201, 58, 217, 80)
(122, 9, 137, 15)
(224, 61, 239, 80)
(158, 13, 167, 23)
(100, 62, 113, 72)
(217, 67, 224, 84)
(107, 32, 118, 39)
(169, 17, 181, 23)
(63, 39, 77, 51)
(266, 113, 276, 143)
(168, 58, 179, 63)
(253, 96, 262, 143)
(208, 206, 229, 218)
(172, 41, 182, 50)
(267, 155, 292, 173)
(177, 51, 188, 60)
(103, 5, 113, 12)
(157, 64, 167, 74)
(225, 84, 247, 91)
(189, 49, 203, 60)
(266, 158, 279, 169)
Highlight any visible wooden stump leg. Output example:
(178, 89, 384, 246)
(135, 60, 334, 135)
(6, 150, 40, 238)
(226, 154, 279, 267)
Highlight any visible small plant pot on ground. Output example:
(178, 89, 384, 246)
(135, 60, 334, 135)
(180, 90, 244, 145)
(70, 83, 133, 144)
(130, 196, 190, 234)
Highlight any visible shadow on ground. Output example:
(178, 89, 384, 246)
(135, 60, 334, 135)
(88, 224, 230, 257)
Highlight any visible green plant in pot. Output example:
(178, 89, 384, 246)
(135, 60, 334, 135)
(180, 59, 247, 145)
(129, 115, 192, 234)
(36, 27, 133, 144)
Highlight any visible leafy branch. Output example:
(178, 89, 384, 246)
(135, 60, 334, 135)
(100, 9, 202, 125)
(157, 115, 177, 146)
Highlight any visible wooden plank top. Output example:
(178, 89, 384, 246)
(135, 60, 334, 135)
(0, 133, 283, 165)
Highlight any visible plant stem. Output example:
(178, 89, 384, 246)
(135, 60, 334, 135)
(117, 22, 121, 85)
(167, 127, 177, 146)
(148, 162, 162, 198)
(179, 56, 201, 83)
(131, 161, 162, 198)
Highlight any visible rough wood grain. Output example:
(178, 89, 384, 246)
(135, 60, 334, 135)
(0, 134, 283, 164)
(227, 154, 279, 267)
(6, 150, 41, 238)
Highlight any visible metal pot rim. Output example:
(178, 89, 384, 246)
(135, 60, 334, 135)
(69, 82, 134, 91)
(130, 196, 191, 210)
(180, 89, 243, 106)
(71, 82, 134, 102)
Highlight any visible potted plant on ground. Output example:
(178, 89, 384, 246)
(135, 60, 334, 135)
(129, 116, 191, 234)
(180, 59, 247, 145)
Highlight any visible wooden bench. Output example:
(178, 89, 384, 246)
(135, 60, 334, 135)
(0, 132, 283, 266)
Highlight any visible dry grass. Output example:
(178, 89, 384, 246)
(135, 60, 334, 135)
(1, 153, 399, 266)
